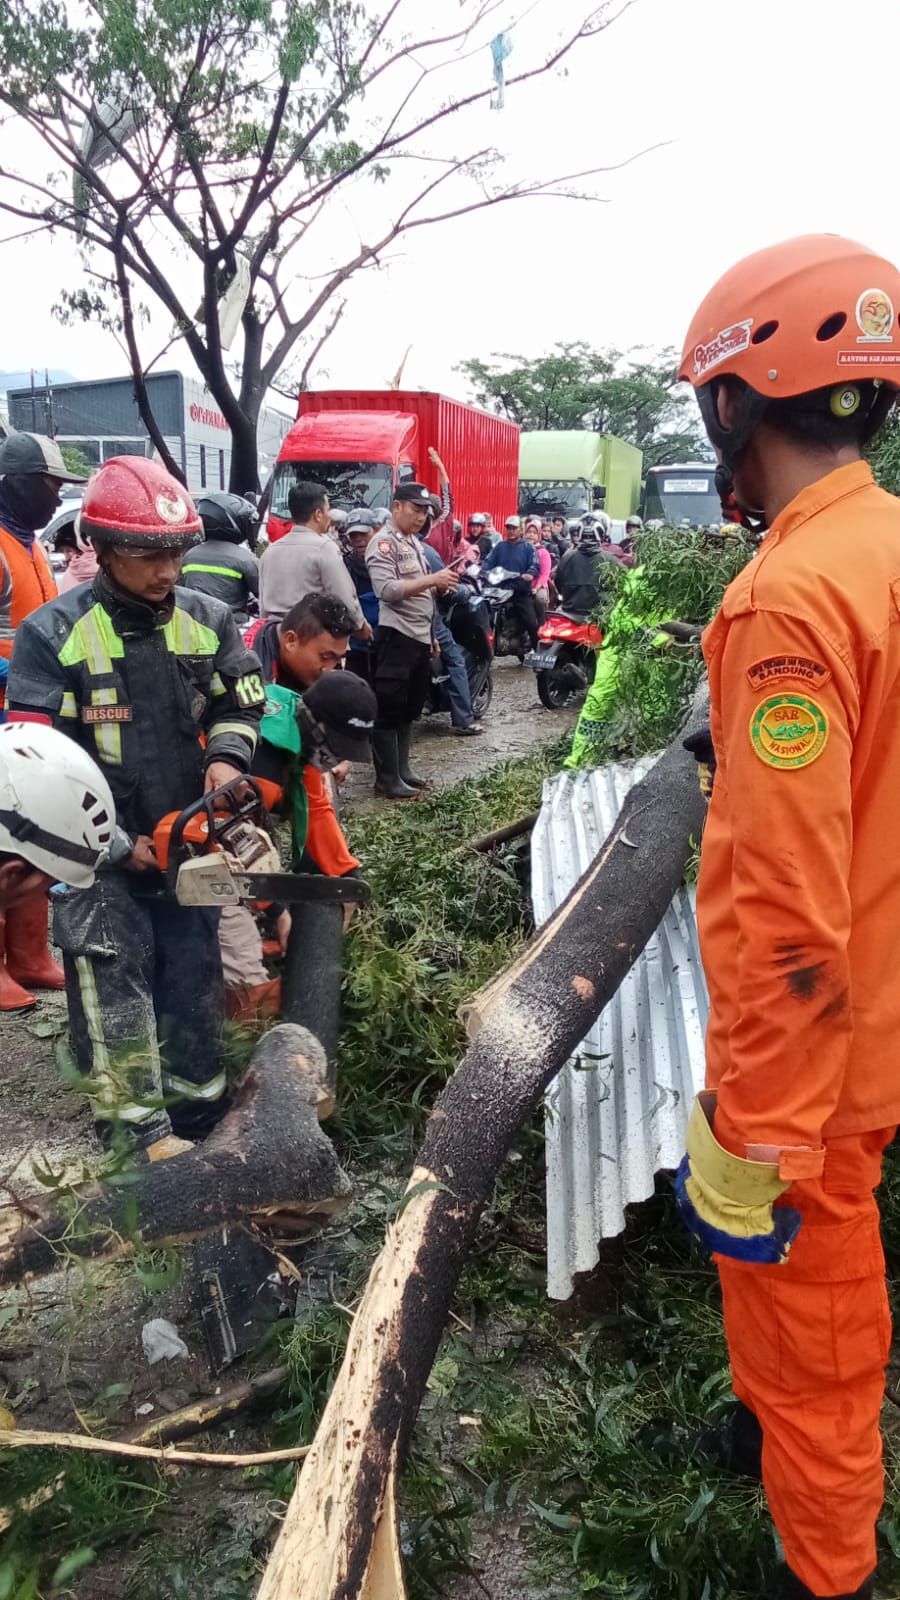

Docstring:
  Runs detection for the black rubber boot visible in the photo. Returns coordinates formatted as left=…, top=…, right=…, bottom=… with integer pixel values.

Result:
left=775, top=1567, right=875, bottom=1598
left=396, top=724, right=428, bottom=789
left=695, top=1399, right=763, bottom=1480
left=372, top=730, right=419, bottom=800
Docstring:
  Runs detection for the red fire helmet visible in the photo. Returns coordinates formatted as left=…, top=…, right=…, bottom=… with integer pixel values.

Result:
left=79, top=456, right=203, bottom=551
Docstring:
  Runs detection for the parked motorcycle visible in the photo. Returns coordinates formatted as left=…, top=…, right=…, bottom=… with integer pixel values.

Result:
left=427, top=569, right=495, bottom=721
left=482, top=567, right=532, bottom=663
left=528, top=611, right=603, bottom=710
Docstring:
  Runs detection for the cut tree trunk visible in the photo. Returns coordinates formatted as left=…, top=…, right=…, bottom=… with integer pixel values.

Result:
left=281, top=901, right=345, bottom=1103
left=0, top=1025, right=352, bottom=1283
left=257, top=692, right=709, bottom=1600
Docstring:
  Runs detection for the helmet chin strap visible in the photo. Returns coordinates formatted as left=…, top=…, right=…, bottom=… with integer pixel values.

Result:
left=714, top=464, right=768, bottom=534
left=698, top=380, right=770, bottom=532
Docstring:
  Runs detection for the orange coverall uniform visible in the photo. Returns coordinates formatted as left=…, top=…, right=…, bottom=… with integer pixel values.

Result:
left=698, top=460, right=900, bottom=1595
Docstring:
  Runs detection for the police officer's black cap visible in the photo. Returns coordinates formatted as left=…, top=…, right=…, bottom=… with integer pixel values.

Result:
left=393, top=482, right=432, bottom=508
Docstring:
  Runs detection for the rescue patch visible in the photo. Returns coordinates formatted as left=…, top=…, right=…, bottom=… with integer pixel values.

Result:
left=746, top=655, right=832, bottom=691
left=749, top=694, right=829, bottom=770
left=80, top=705, right=133, bottom=724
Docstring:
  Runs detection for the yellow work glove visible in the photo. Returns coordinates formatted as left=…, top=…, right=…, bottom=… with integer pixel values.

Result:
left=683, top=724, right=716, bottom=800
left=675, top=1093, right=801, bottom=1265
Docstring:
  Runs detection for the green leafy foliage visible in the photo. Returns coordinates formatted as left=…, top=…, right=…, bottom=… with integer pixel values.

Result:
left=588, top=527, right=754, bottom=761
left=58, top=445, right=92, bottom=478
left=335, top=741, right=567, bottom=1159
left=867, top=406, right=900, bottom=493
left=0, top=1451, right=169, bottom=1596
left=458, top=343, right=706, bottom=465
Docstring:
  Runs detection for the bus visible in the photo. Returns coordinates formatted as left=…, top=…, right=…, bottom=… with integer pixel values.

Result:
left=641, top=462, right=720, bottom=527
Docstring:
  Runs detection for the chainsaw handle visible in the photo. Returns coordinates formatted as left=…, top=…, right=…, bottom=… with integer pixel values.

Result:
left=166, top=777, right=266, bottom=886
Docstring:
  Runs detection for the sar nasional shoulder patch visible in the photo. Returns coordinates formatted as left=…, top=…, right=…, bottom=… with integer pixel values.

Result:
left=749, top=694, right=829, bottom=770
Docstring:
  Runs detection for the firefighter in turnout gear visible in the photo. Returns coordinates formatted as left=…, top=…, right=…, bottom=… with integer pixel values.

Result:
left=7, top=456, right=266, bottom=1160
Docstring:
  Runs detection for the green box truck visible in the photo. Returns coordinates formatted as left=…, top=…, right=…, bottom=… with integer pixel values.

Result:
left=518, top=430, right=642, bottom=521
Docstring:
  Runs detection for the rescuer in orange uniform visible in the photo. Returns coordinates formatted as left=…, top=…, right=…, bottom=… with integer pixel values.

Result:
left=675, top=236, right=900, bottom=1600
left=0, top=431, right=85, bottom=1009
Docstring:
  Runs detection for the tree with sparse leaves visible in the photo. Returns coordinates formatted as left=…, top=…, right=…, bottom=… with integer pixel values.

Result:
left=459, top=340, right=705, bottom=464
left=0, top=1, right=628, bottom=492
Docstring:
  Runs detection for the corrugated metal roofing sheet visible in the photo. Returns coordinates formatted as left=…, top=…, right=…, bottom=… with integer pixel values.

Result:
left=531, top=761, right=709, bottom=1301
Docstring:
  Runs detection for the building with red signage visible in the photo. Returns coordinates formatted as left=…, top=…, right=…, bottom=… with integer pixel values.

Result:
left=6, top=371, right=291, bottom=493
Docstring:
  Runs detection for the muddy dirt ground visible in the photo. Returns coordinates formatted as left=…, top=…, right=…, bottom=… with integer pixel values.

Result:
left=345, top=655, right=579, bottom=807
left=0, top=659, right=578, bottom=1597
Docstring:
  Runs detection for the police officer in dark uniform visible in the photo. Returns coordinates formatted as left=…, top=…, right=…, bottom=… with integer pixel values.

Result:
left=7, top=457, right=266, bottom=1161
left=365, top=483, right=458, bottom=799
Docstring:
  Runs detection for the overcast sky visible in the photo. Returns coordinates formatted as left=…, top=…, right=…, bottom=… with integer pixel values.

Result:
left=3, top=0, right=900, bottom=415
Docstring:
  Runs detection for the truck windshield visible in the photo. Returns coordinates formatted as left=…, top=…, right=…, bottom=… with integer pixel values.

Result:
left=271, top=460, right=393, bottom=515
left=642, top=470, right=719, bottom=528
left=518, top=479, right=590, bottom=518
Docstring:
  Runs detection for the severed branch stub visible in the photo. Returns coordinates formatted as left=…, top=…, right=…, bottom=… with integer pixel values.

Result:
left=258, top=688, right=710, bottom=1600
left=0, top=1025, right=352, bottom=1284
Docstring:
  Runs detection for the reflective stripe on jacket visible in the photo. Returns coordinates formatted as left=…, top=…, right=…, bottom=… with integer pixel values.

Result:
left=7, top=579, right=265, bottom=837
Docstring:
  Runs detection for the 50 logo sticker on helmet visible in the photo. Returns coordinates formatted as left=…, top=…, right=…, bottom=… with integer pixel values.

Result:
left=749, top=694, right=829, bottom=770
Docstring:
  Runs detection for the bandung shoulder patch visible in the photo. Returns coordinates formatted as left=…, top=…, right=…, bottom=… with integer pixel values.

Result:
left=749, top=694, right=829, bottom=770
left=747, top=655, right=832, bottom=691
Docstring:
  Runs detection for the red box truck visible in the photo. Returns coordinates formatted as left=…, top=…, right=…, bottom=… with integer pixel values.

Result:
left=265, top=389, right=519, bottom=541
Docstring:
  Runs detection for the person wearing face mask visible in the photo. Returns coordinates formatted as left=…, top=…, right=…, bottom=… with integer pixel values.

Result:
left=0, top=432, right=84, bottom=719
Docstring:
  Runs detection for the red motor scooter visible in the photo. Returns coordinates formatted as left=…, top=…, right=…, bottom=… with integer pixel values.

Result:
left=528, top=611, right=603, bottom=710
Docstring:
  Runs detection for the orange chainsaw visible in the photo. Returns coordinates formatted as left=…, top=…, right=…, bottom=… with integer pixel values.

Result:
left=153, top=778, right=369, bottom=909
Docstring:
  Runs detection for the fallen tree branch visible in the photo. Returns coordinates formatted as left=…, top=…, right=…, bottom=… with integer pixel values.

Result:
left=124, top=1364, right=289, bottom=1446
left=0, top=1026, right=351, bottom=1282
left=0, top=1425, right=309, bottom=1470
left=258, top=689, right=709, bottom=1599
left=463, top=810, right=539, bottom=855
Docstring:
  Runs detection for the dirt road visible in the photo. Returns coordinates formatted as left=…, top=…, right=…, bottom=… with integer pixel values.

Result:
left=344, top=655, right=579, bottom=808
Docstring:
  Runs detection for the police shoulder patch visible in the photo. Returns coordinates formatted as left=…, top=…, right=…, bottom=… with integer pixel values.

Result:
left=377, top=538, right=393, bottom=556
left=746, top=654, right=832, bottom=691
left=749, top=694, right=829, bottom=770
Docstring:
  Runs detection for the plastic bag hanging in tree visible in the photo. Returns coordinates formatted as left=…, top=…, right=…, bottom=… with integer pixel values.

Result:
left=490, top=32, right=512, bottom=109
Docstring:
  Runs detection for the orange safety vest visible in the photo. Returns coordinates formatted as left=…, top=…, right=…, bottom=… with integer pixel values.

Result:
left=0, top=523, right=57, bottom=707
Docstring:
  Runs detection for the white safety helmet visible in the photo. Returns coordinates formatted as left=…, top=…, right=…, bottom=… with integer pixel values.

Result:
left=0, top=722, right=116, bottom=887
left=595, top=511, right=612, bottom=538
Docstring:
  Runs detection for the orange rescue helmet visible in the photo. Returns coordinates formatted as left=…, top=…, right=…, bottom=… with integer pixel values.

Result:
left=679, top=234, right=900, bottom=398
left=679, top=236, right=900, bottom=520
left=80, top=456, right=203, bottom=551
